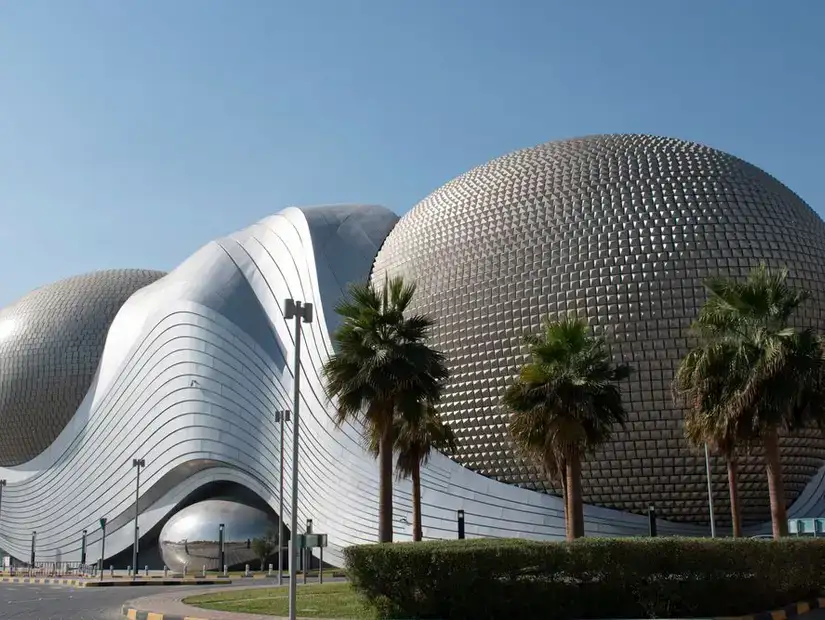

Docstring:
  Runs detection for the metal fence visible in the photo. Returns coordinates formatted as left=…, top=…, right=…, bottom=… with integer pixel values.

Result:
left=3, top=562, right=97, bottom=577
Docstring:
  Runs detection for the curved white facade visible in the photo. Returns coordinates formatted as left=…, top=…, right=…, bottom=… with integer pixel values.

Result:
left=0, top=203, right=820, bottom=567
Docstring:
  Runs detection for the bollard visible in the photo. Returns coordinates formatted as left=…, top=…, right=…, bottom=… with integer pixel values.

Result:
left=163, top=566, right=168, bottom=578
left=144, top=565, right=149, bottom=577
left=648, top=505, right=658, bottom=537
left=223, top=565, right=227, bottom=577
left=244, top=563, right=250, bottom=577
left=202, top=565, right=206, bottom=578
left=268, top=563, right=273, bottom=577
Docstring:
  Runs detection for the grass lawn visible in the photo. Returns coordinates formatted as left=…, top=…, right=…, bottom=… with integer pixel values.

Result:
left=184, top=582, right=375, bottom=619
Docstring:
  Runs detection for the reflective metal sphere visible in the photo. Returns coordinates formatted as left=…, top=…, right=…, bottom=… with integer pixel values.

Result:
left=372, top=133, right=825, bottom=525
left=0, top=269, right=165, bottom=465
left=159, top=499, right=279, bottom=573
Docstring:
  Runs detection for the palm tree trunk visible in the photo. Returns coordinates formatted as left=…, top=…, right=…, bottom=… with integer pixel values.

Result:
left=378, top=422, right=394, bottom=543
left=565, top=453, right=584, bottom=540
left=412, top=462, right=423, bottom=542
left=764, top=428, right=788, bottom=539
left=726, top=456, right=742, bottom=538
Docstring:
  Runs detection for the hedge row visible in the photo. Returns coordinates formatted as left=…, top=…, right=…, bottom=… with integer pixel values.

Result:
left=343, top=537, right=825, bottom=619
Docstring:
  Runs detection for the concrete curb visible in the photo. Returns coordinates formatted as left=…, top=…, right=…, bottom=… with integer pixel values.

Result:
left=122, top=607, right=211, bottom=620
left=719, top=596, right=825, bottom=620
left=0, top=576, right=233, bottom=588
left=0, top=576, right=88, bottom=587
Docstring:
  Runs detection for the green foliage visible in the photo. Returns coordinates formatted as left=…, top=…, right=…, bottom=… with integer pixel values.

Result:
left=344, top=537, right=825, bottom=619
left=674, top=264, right=825, bottom=447
left=251, top=529, right=278, bottom=570
left=322, top=275, right=449, bottom=435
left=503, top=314, right=631, bottom=482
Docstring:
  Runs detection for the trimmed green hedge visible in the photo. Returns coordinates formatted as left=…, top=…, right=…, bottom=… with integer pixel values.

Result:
left=344, top=537, right=825, bottom=619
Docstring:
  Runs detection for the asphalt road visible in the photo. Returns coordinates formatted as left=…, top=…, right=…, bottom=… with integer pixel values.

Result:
left=0, top=583, right=216, bottom=620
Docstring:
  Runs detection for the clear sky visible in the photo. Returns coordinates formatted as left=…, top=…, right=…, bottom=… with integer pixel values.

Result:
left=0, top=0, right=823, bottom=306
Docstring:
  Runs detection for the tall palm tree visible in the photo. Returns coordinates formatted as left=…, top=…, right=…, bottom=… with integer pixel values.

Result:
left=683, top=265, right=825, bottom=538
left=503, top=315, right=631, bottom=541
left=392, top=404, right=457, bottom=542
left=322, top=276, right=449, bottom=543
left=674, top=333, right=744, bottom=536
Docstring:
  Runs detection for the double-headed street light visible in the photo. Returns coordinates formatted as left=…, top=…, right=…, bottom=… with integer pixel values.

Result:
left=284, top=298, right=312, bottom=620
left=132, top=458, right=145, bottom=579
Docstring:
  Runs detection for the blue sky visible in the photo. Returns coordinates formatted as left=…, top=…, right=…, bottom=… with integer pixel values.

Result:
left=0, top=0, right=823, bottom=306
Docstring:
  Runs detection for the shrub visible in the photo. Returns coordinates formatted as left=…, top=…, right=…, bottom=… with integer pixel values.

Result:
left=343, top=537, right=825, bottom=619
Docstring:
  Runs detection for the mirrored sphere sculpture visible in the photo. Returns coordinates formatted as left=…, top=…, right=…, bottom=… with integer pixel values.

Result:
left=159, top=499, right=279, bottom=573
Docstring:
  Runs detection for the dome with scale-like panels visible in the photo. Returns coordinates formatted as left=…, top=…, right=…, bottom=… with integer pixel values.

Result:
left=0, top=269, right=165, bottom=465
left=371, top=134, right=825, bottom=525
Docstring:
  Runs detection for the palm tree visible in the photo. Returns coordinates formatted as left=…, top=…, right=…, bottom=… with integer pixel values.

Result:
left=674, top=331, right=744, bottom=536
left=389, top=403, right=457, bottom=542
left=322, top=276, right=449, bottom=543
left=503, top=315, right=631, bottom=541
left=682, top=265, right=825, bottom=538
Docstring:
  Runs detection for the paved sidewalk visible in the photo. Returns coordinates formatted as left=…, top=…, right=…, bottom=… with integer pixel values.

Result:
left=123, top=584, right=291, bottom=620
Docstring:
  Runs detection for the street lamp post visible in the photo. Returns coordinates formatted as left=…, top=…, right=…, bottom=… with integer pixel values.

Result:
left=276, top=408, right=291, bottom=586
left=80, top=529, right=87, bottom=567
left=99, top=518, right=107, bottom=582
left=284, top=298, right=312, bottom=620
left=132, top=458, right=145, bottom=580
left=219, top=523, right=225, bottom=573
left=0, top=479, right=5, bottom=567
left=0, top=479, right=6, bottom=535
left=703, top=443, right=717, bottom=537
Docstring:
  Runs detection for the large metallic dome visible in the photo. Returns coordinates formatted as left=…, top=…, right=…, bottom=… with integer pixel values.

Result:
left=372, top=134, right=825, bottom=524
left=0, top=269, right=165, bottom=465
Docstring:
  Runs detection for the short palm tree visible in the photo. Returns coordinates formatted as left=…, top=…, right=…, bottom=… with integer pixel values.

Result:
left=683, top=265, right=825, bottom=538
left=391, top=404, right=457, bottom=542
left=503, top=315, right=631, bottom=541
left=322, top=276, right=449, bottom=543
left=674, top=331, right=744, bottom=536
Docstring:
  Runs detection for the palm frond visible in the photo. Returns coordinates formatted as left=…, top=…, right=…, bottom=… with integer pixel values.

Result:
left=503, top=314, right=631, bottom=485
left=321, top=274, right=451, bottom=471
left=675, top=264, right=825, bottom=454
